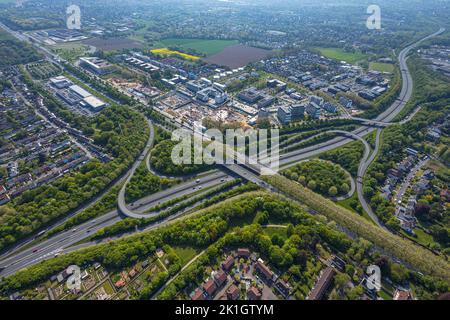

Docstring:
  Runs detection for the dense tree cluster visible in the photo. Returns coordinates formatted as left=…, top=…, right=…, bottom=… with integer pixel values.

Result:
left=319, top=140, right=365, bottom=176
left=150, top=140, right=211, bottom=176
left=283, top=160, right=351, bottom=197
left=0, top=37, right=41, bottom=68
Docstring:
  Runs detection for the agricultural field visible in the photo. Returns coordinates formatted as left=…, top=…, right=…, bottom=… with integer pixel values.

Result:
left=82, top=37, right=143, bottom=51
left=369, top=62, right=395, bottom=73
left=204, top=44, right=273, bottom=68
left=158, top=38, right=239, bottom=56
left=150, top=47, right=200, bottom=61
left=315, top=47, right=368, bottom=64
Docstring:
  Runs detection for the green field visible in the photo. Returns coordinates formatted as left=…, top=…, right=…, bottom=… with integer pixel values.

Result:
left=263, top=226, right=288, bottom=240
left=172, top=246, right=199, bottom=264
left=158, top=38, right=239, bottom=56
left=369, top=62, right=395, bottom=73
left=316, top=47, right=368, bottom=64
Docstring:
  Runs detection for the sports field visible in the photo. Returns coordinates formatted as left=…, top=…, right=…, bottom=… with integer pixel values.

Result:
left=159, top=38, right=238, bottom=56
left=316, top=47, right=368, bottom=64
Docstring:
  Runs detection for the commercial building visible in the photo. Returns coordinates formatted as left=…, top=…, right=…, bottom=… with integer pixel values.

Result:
left=49, top=76, right=72, bottom=89
left=237, top=88, right=263, bottom=104
left=290, top=104, right=305, bottom=119
left=69, top=85, right=91, bottom=99
left=277, top=105, right=292, bottom=124
left=80, top=96, right=107, bottom=112
left=306, top=102, right=321, bottom=119
left=267, top=79, right=287, bottom=91
left=257, top=96, right=275, bottom=109
left=323, top=102, right=337, bottom=113
left=310, top=95, right=324, bottom=107
left=79, top=57, right=113, bottom=75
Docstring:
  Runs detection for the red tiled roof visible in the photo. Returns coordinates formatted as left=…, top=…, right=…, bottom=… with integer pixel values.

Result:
left=255, top=261, right=273, bottom=280
left=214, top=270, right=228, bottom=286
left=308, top=267, right=335, bottom=300
left=222, top=256, right=234, bottom=270
left=192, top=288, right=205, bottom=300
left=247, top=286, right=261, bottom=300
left=227, top=285, right=240, bottom=300
left=203, top=279, right=217, bottom=296
left=237, top=248, right=250, bottom=257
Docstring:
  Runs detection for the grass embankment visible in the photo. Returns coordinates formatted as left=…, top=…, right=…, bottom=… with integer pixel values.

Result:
left=263, top=174, right=450, bottom=283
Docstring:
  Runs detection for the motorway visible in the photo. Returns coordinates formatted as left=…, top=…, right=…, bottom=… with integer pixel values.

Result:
left=0, top=24, right=444, bottom=279
left=0, top=169, right=232, bottom=277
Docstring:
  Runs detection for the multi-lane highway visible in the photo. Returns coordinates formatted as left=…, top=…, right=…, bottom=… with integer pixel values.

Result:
left=0, top=24, right=444, bottom=280
left=0, top=169, right=233, bottom=277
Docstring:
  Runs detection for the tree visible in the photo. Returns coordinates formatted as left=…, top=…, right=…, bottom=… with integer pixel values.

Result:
left=341, top=183, right=350, bottom=194
left=328, top=186, right=338, bottom=197
left=298, top=175, right=306, bottom=185
left=307, top=180, right=317, bottom=190
left=271, top=234, right=284, bottom=247
left=414, top=202, right=431, bottom=220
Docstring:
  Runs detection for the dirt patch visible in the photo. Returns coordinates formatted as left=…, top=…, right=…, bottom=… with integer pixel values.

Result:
left=82, top=38, right=143, bottom=51
left=204, top=44, right=273, bottom=68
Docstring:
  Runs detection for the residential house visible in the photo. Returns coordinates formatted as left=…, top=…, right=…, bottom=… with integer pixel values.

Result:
left=237, top=248, right=251, bottom=259
left=226, top=284, right=240, bottom=300
left=255, top=260, right=275, bottom=284
left=247, top=286, right=262, bottom=300
left=308, top=266, right=335, bottom=300
left=275, top=279, right=292, bottom=298
left=203, top=278, right=217, bottom=297
left=393, top=289, right=413, bottom=300
left=214, top=270, right=228, bottom=288
left=192, top=288, right=205, bottom=301
left=222, top=256, right=235, bottom=272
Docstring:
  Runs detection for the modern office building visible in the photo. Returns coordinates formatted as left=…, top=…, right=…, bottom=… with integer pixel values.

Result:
left=79, top=57, right=113, bottom=75
left=237, top=87, right=263, bottom=104
left=49, top=76, right=72, bottom=89
left=290, top=104, right=305, bottom=119
left=323, top=102, right=337, bottom=113
left=277, top=105, right=292, bottom=124
left=310, top=95, right=324, bottom=107
left=306, top=102, right=321, bottom=119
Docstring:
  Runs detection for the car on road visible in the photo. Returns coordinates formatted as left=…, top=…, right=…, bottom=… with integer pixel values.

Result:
left=196, top=179, right=200, bottom=183
left=32, top=249, right=39, bottom=253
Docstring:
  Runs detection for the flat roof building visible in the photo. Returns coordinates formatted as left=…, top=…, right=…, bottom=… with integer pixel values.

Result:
left=82, top=96, right=107, bottom=112
left=69, top=85, right=91, bottom=99
left=277, top=105, right=292, bottom=124
left=79, top=57, right=113, bottom=75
